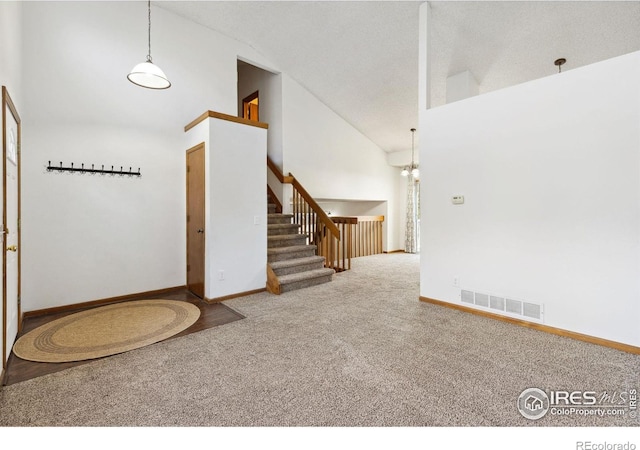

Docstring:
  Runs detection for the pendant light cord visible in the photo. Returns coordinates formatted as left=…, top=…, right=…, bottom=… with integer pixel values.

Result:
left=147, top=0, right=152, bottom=62
left=410, top=128, right=416, bottom=168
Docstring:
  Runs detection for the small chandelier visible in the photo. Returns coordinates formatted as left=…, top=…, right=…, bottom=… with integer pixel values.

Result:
left=401, top=128, right=419, bottom=178
left=127, top=0, right=171, bottom=89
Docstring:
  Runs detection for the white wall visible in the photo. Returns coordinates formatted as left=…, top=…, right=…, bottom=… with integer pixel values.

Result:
left=23, top=125, right=184, bottom=310
left=420, top=51, right=640, bottom=347
left=20, top=1, right=276, bottom=311
left=0, top=1, right=22, bottom=107
left=206, top=118, right=267, bottom=300
left=445, top=70, right=479, bottom=104
left=281, top=74, right=403, bottom=251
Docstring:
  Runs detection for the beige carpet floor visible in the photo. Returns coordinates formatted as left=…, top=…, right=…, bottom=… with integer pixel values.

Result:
left=0, top=253, right=638, bottom=427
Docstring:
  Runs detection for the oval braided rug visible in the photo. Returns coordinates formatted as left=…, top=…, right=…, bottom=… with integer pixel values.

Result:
left=13, top=299, right=201, bottom=363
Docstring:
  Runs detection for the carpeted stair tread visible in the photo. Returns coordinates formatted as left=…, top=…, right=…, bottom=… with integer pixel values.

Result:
left=269, top=256, right=325, bottom=270
left=268, top=214, right=294, bottom=224
left=268, top=223, right=300, bottom=235
left=268, top=234, right=307, bottom=248
left=268, top=245, right=318, bottom=263
left=278, top=268, right=335, bottom=285
left=269, top=256, right=326, bottom=276
left=268, top=244, right=317, bottom=255
left=278, top=267, right=334, bottom=293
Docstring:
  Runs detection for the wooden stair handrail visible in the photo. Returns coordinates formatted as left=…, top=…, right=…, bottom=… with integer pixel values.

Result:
left=290, top=175, right=340, bottom=239
left=330, top=216, right=385, bottom=224
left=266, top=156, right=338, bottom=238
left=267, top=157, right=293, bottom=184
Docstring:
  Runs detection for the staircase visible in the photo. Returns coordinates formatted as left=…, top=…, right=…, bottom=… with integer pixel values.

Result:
left=267, top=199, right=335, bottom=294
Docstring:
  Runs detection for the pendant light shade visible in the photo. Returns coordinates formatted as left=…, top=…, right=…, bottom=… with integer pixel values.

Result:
left=128, top=0, right=171, bottom=89
left=128, top=57, right=171, bottom=89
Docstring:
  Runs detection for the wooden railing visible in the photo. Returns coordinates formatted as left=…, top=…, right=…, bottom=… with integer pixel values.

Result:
left=267, top=157, right=349, bottom=272
left=291, top=177, right=345, bottom=272
left=331, top=216, right=384, bottom=263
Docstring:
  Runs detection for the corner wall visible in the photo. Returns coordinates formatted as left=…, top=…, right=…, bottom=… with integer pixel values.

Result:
left=419, top=51, right=640, bottom=347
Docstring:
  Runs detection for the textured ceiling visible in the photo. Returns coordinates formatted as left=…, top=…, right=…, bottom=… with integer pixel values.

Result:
left=159, top=1, right=640, bottom=154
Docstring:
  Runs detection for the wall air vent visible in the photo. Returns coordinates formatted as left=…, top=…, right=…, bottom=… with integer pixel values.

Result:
left=461, top=290, right=474, bottom=304
left=506, top=298, right=522, bottom=315
left=490, top=296, right=505, bottom=311
left=460, top=289, right=543, bottom=323
left=523, top=302, right=542, bottom=320
left=474, top=292, right=489, bottom=307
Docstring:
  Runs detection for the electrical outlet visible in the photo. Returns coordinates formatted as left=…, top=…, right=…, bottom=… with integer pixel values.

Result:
left=219, top=270, right=225, bottom=281
left=453, top=276, right=460, bottom=287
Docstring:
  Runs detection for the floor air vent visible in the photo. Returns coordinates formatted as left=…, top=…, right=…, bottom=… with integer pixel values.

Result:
left=460, top=289, right=543, bottom=323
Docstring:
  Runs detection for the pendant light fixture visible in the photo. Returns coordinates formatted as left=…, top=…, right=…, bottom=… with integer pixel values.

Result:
left=401, top=128, right=419, bottom=178
left=127, top=0, right=171, bottom=89
left=554, top=58, right=566, bottom=74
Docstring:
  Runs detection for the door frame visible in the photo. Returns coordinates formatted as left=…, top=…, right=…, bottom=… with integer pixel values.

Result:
left=186, top=142, right=206, bottom=298
left=242, top=90, right=259, bottom=122
left=2, top=86, right=21, bottom=369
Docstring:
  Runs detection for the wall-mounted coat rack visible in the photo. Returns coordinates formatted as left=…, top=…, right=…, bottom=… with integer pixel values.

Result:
left=46, top=161, right=142, bottom=177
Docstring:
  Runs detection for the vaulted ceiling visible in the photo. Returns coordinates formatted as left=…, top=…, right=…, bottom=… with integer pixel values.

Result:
left=159, top=1, right=640, bottom=153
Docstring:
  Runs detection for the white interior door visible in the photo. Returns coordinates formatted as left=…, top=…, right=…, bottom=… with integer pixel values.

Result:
left=3, top=87, right=20, bottom=367
left=5, top=123, right=18, bottom=363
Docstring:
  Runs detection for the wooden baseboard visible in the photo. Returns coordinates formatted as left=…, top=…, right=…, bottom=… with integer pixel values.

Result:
left=23, top=286, right=188, bottom=319
left=205, top=288, right=266, bottom=303
left=383, top=249, right=405, bottom=254
left=420, top=296, right=640, bottom=355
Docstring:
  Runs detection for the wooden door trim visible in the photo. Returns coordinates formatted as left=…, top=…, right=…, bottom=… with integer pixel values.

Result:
left=242, top=90, right=259, bottom=122
left=2, top=86, right=21, bottom=369
left=186, top=142, right=206, bottom=298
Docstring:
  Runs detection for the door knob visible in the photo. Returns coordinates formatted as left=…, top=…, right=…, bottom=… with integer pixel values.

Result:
left=6, top=245, right=17, bottom=252
left=197, top=229, right=204, bottom=234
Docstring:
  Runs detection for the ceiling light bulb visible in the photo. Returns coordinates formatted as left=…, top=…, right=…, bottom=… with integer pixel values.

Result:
left=411, top=167, right=420, bottom=178
left=401, top=168, right=409, bottom=177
